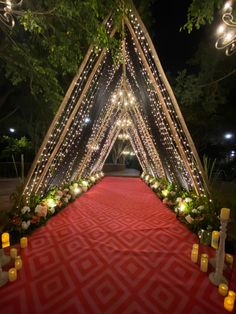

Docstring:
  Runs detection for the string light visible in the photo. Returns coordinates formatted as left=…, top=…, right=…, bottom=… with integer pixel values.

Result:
left=215, top=1, right=236, bottom=55
left=22, top=9, right=207, bottom=204
left=0, top=0, right=23, bottom=28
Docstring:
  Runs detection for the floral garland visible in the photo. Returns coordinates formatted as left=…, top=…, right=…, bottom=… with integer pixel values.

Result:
left=5, top=172, right=104, bottom=241
left=141, top=173, right=219, bottom=233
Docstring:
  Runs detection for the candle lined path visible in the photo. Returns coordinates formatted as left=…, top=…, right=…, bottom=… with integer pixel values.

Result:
left=0, top=177, right=235, bottom=313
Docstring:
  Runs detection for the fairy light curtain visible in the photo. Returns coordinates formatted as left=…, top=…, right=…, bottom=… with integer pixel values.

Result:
left=22, top=6, right=208, bottom=203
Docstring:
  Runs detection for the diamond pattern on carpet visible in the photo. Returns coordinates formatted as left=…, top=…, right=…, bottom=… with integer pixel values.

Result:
left=0, top=177, right=235, bottom=313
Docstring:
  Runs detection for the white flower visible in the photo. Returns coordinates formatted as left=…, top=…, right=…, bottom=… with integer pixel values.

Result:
left=191, top=208, right=198, bottom=214
left=21, top=206, right=31, bottom=214
left=170, top=191, right=176, bottom=196
left=63, top=197, right=69, bottom=203
left=55, top=195, right=61, bottom=200
left=185, top=197, right=192, bottom=203
left=197, top=205, right=204, bottom=210
left=56, top=190, right=63, bottom=196
left=48, top=207, right=55, bottom=214
left=176, top=197, right=182, bottom=203
left=63, top=188, right=69, bottom=193
left=67, top=194, right=71, bottom=200
left=73, top=183, right=78, bottom=188
left=22, top=220, right=31, bottom=230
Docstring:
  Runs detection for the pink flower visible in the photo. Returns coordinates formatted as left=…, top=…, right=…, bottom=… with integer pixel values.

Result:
left=35, top=204, right=48, bottom=218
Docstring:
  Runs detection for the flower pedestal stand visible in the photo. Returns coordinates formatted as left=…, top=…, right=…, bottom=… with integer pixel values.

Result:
left=209, top=218, right=228, bottom=286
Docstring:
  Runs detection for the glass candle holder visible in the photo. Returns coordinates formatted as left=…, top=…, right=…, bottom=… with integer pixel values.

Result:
left=224, top=296, right=234, bottom=312
left=20, top=237, right=28, bottom=249
left=228, top=290, right=236, bottom=302
left=8, top=268, right=17, bottom=282
left=191, top=248, right=198, bottom=263
left=200, top=253, right=208, bottom=272
left=10, top=248, right=18, bottom=259
left=211, top=231, right=220, bottom=249
left=219, top=283, right=229, bottom=296
left=1, top=232, right=10, bottom=248
left=14, top=256, right=22, bottom=270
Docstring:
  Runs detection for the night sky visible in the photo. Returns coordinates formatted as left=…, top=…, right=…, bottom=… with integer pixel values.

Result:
left=149, top=0, right=204, bottom=74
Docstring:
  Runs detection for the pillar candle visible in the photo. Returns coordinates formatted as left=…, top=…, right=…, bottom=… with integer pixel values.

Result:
left=200, top=253, right=208, bottom=272
left=224, top=296, right=234, bottom=312
left=228, top=291, right=236, bottom=302
left=211, top=231, right=220, bottom=249
left=219, top=283, right=229, bottom=296
left=14, top=256, right=22, bottom=270
left=10, top=248, right=18, bottom=259
left=8, top=268, right=17, bottom=282
left=192, top=243, right=199, bottom=250
left=225, top=254, right=234, bottom=265
left=191, top=248, right=198, bottom=263
left=1, top=232, right=10, bottom=248
left=220, top=208, right=230, bottom=220
left=20, top=237, right=28, bottom=249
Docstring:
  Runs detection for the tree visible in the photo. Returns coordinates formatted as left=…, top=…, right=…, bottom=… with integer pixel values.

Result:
left=182, top=0, right=225, bottom=33
left=173, top=33, right=236, bottom=154
left=0, top=0, right=154, bottom=154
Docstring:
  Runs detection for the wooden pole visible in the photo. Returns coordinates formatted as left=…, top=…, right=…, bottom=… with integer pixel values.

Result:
left=128, top=7, right=209, bottom=194
left=125, top=17, right=201, bottom=194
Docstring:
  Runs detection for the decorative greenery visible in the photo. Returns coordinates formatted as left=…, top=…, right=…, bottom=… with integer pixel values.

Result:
left=141, top=172, right=219, bottom=234
left=4, top=172, right=104, bottom=243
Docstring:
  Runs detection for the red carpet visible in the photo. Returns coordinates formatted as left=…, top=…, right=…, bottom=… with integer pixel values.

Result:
left=0, top=177, right=235, bottom=313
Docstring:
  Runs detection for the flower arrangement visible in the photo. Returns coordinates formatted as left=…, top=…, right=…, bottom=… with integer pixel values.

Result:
left=141, top=172, right=219, bottom=234
left=5, top=172, right=104, bottom=240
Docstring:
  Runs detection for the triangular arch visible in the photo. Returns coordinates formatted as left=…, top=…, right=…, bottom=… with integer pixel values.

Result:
left=22, top=6, right=208, bottom=203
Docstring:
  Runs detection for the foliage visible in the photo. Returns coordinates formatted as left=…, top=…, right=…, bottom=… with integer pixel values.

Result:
left=182, top=0, right=224, bottom=33
left=173, top=37, right=236, bottom=151
left=4, top=172, right=103, bottom=243
left=141, top=172, right=219, bottom=234
left=0, top=135, right=32, bottom=160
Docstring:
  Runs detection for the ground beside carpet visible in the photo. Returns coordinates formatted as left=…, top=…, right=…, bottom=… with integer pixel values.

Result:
left=0, top=177, right=235, bottom=313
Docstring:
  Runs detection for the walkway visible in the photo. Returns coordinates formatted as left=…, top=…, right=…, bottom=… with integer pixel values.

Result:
left=0, top=177, right=232, bottom=313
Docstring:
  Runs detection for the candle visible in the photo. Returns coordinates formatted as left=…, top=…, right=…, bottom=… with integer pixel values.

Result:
left=220, top=208, right=230, bottom=220
left=8, top=268, right=17, bottom=282
left=191, top=248, right=198, bottom=263
left=192, top=243, right=199, bottom=250
left=228, top=291, right=236, bottom=302
left=1, top=232, right=10, bottom=248
left=225, top=253, right=234, bottom=265
left=14, top=256, right=22, bottom=270
left=211, top=231, right=220, bottom=249
left=10, top=248, right=18, bottom=259
left=20, top=237, right=28, bottom=249
left=219, top=283, right=229, bottom=296
left=224, top=296, right=234, bottom=312
left=200, top=253, right=208, bottom=272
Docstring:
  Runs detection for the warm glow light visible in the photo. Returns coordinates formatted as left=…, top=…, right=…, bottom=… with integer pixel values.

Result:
left=47, top=198, right=57, bottom=208
left=223, top=1, right=232, bottom=11
left=224, top=32, right=234, bottom=42
left=217, top=24, right=226, bottom=35
left=73, top=187, right=82, bottom=195
left=179, top=202, right=187, bottom=212
left=162, top=189, right=169, bottom=197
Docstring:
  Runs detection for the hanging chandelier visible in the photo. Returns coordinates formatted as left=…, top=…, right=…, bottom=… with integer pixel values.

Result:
left=0, top=0, right=23, bottom=28
left=215, top=1, right=236, bottom=56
